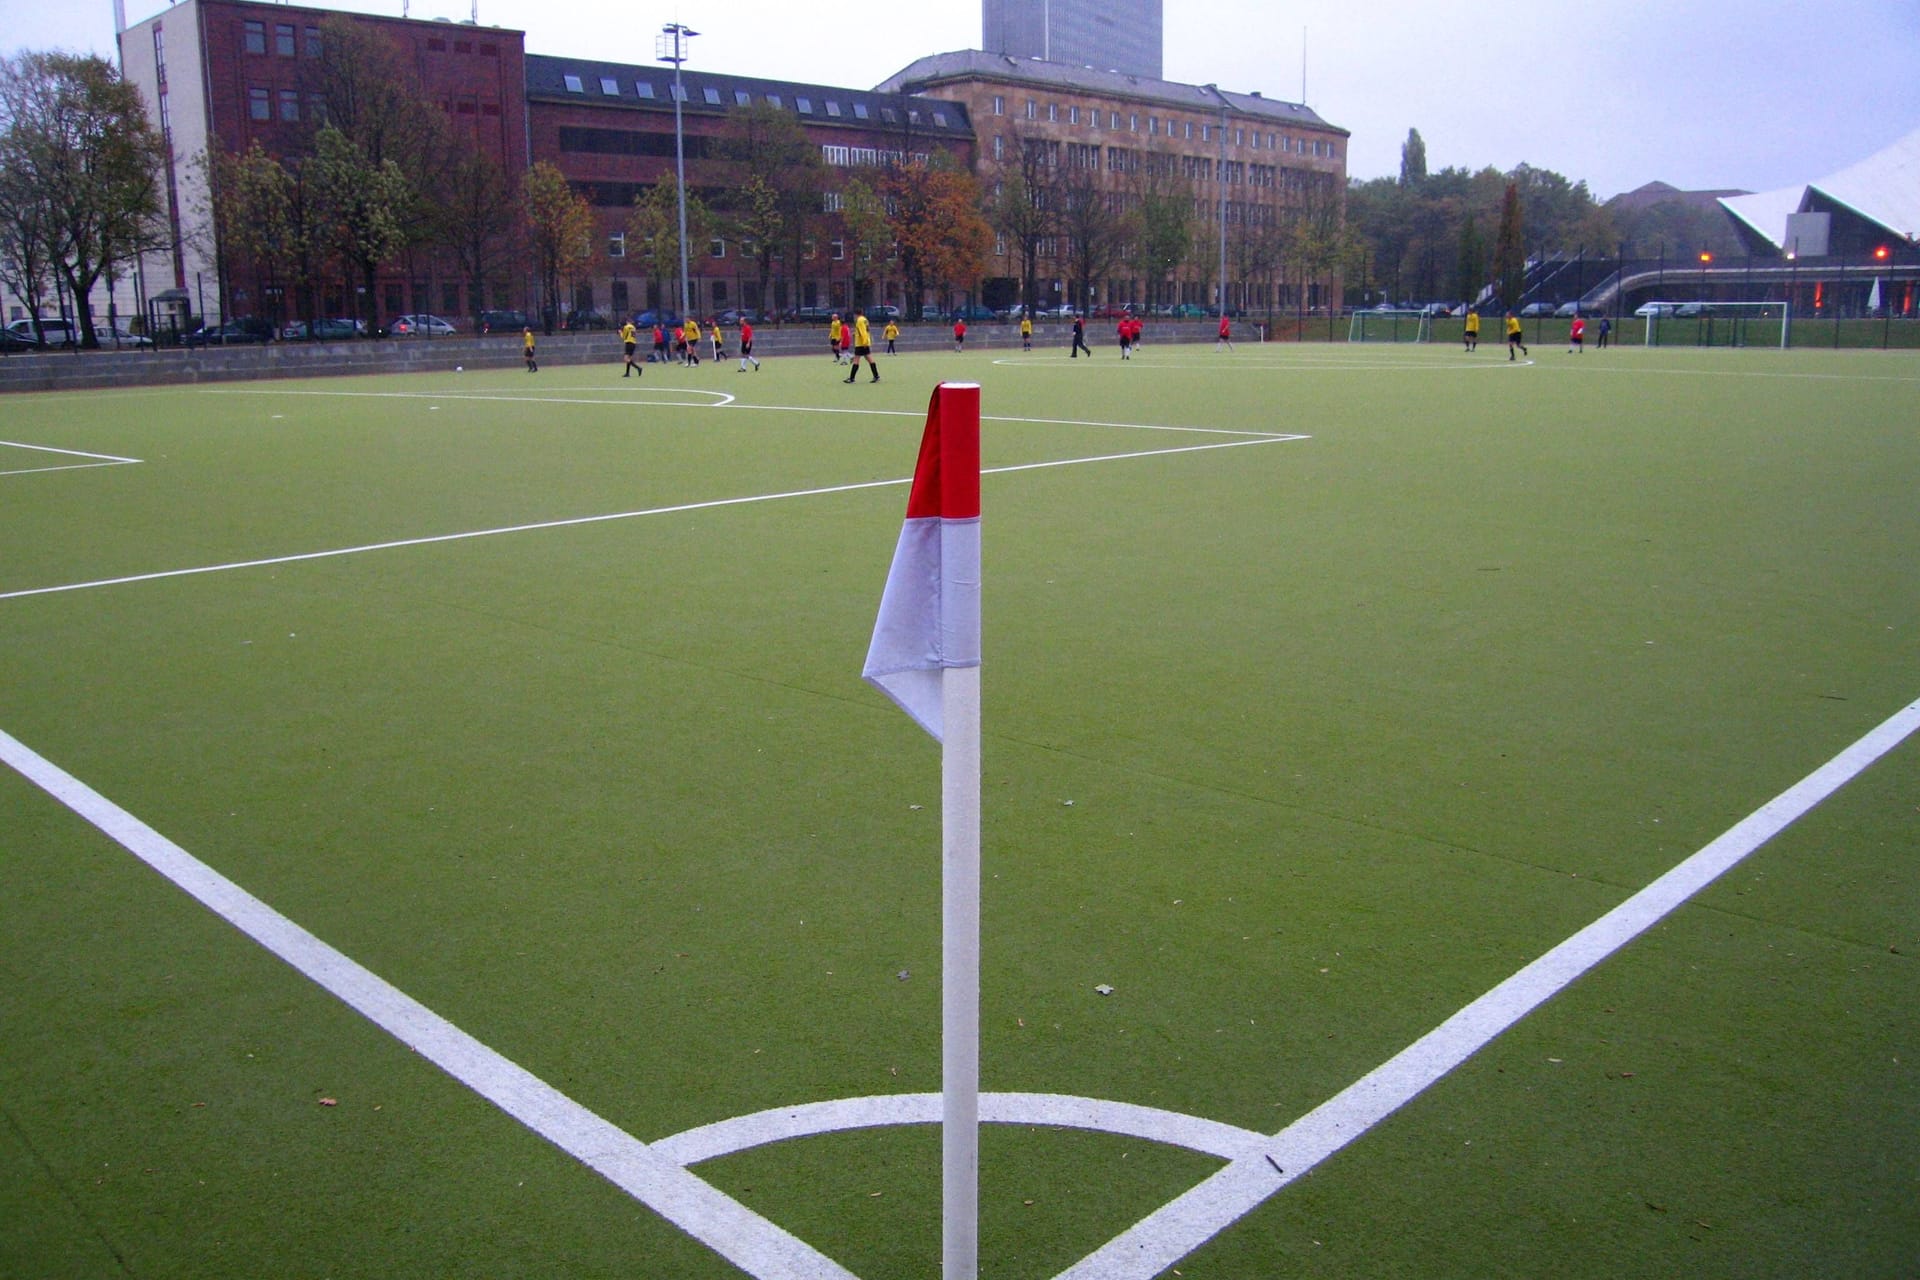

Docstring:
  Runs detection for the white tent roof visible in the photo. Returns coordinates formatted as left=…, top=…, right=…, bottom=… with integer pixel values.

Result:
left=1720, top=127, right=1920, bottom=249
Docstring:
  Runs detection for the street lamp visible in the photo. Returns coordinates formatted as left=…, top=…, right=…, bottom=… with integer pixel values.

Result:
left=657, top=23, right=698, bottom=323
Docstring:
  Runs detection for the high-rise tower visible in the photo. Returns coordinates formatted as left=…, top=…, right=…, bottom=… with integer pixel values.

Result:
left=982, top=0, right=1162, bottom=79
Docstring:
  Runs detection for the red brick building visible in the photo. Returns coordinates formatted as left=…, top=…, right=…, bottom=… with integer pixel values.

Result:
left=524, top=54, right=974, bottom=320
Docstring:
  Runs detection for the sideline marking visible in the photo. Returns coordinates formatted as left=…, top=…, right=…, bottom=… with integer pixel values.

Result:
left=209, top=386, right=741, bottom=409
left=0, top=436, right=1303, bottom=603
left=0, top=726, right=856, bottom=1280
left=0, top=439, right=144, bottom=478
left=1056, top=693, right=1920, bottom=1280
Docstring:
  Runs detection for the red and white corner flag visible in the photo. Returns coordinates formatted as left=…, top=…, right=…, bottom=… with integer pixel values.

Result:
left=863, top=381, right=983, bottom=1280
left=863, top=382, right=982, bottom=740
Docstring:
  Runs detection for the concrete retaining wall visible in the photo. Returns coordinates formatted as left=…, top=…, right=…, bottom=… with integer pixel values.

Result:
left=0, top=321, right=1226, bottom=394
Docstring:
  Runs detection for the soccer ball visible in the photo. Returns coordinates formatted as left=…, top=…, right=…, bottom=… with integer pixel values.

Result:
left=455, top=365, right=464, bottom=372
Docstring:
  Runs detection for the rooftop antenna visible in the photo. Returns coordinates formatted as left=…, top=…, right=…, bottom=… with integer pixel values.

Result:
left=1301, top=26, right=1307, bottom=104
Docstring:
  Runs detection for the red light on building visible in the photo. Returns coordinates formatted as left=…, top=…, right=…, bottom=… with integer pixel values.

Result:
left=1698, top=251, right=1713, bottom=264
left=1874, top=245, right=1890, bottom=260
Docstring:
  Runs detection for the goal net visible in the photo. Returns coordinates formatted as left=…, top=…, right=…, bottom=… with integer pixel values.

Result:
left=1642, top=301, right=1790, bottom=349
left=1347, top=310, right=1432, bottom=344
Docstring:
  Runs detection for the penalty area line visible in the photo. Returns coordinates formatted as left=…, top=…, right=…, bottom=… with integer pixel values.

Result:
left=0, top=725, right=856, bottom=1279
left=0, top=436, right=1302, bottom=603
left=1058, top=693, right=1920, bottom=1280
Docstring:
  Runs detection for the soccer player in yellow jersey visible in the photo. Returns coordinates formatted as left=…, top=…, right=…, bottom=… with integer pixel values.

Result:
left=1019, top=312, right=1033, bottom=351
left=1504, top=311, right=1528, bottom=361
left=682, top=316, right=701, bottom=365
left=843, top=308, right=880, bottom=383
left=620, top=319, right=641, bottom=376
left=1463, top=308, right=1480, bottom=352
left=882, top=318, right=899, bottom=354
left=828, top=314, right=844, bottom=362
left=522, top=327, right=538, bottom=372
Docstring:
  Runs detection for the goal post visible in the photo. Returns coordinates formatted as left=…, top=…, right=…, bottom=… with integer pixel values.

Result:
left=1347, top=309, right=1432, bottom=343
left=1641, top=301, right=1791, bottom=349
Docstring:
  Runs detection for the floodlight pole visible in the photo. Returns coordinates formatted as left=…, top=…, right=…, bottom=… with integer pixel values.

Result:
left=1209, top=85, right=1229, bottom=320
left=658, top=24, right=698, bottom=323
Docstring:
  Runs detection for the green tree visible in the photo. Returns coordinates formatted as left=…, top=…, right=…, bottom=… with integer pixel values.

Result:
left=713, top=102, right=824, bottom=314
left=1493, top=180, right=1525, bottom=310
left=625, top=168, right=713, bottom=317
left=988, top=132, right=1057, bottom=312
left=211, top=141, right=331, bottom=331
left=523, top=161, right=595, bottom=332
left=838, top=177, right=892, bottom=309
left=310, top=124, right=409, bottom=331
left=434, top=145, right=523, bottom=326
left=1399, top=128, right=1427, bottom=186
left=1131, top=157, right=1191, bottom=308
left=1454, top=213, right=1486, bottom=307
left=0, top=51, right=167, bottom=347
left=1057, top=165, right=1130, bottom=314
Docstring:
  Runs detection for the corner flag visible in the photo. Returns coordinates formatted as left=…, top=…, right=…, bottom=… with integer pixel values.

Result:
left=862, top=383, right=982, bottom=740
left=862, top=381, right=983, bottom=1280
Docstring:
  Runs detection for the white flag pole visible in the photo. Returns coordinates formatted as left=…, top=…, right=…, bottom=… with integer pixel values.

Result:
left=942, top=662, right=982, bottom=1280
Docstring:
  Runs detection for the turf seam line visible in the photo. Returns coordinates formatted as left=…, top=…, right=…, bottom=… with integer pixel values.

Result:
left=0, top=725, right=860, bottom=1280
left=1055, top=694, right=1920, bottom=1280
left=0, top=439, right=144, bottom=464
left=0, top=437, right=1304, bottom=603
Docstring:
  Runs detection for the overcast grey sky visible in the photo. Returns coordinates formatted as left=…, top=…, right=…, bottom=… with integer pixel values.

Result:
left=7, top=0, right=1917, bottom=199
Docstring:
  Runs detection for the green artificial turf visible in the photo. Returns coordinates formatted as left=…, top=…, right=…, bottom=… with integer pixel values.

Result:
left=2, top=340, right=1916, bottom=1277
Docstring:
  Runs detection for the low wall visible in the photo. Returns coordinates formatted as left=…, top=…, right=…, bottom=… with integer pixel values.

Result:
left=0, top=320, right=1232, bottom=394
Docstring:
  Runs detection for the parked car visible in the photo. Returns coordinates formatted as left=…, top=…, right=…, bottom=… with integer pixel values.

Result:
left=867, top=304, right=902, bottom=322
left=1421, top=302, right=1460, bottom=317
left=1168, top=303, right=1209, bottom=318
left=634, top=308, right=683, bottom=328
left=477, top=309, right=530, bottom=334
left=564, top=308, right=612, bottom=330
left=1518, top=302, right=1557, bottom=317
left=390, top=313, right=457, bottom=337
left=1554, top=301, right=1586, bottom=317
left=184, top=317, right=275, bottom=346
left=950, top=304, right=996, bottom=323
left=280, top=317, right=361, bottom=340
left=1674, top=302, right=1706, bottom=318
left=6, top=318, right=78, bottom=347
left=0, top=327, right=45, bottom=352
left=715, top=307, right=766, bottom=326
left=1634, top=302, right=1680, bottom=318
left=1037, top=305, right=1080, bottom=319
left=92, top=324, right=153, bottom=347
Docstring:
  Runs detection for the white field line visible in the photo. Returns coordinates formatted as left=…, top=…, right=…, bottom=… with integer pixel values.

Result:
left=0, top=439, right=144, bottom=477
left=1055, top=694, right=1920, bottom=1280
left=205, top=386, right=1296, bottom=439
left=0, top=727, right=857, bottom=1280
left=0, top=439, right=144, bottom=463
left=0, top=436, right=1303, bottom=603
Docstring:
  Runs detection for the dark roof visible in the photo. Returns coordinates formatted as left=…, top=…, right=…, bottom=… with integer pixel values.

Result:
left=1609, top=181, right=1751, bottom=212
left=525, top=54, right=972, bottom=136
left=875, top=50, right=1346, bottom=136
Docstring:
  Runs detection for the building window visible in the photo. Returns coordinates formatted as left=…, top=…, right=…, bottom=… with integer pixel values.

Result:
left=767, top=93, right=782, bottom=108
left=735, top=89, right=751, bottom=106
left=853, top=102, right=869, bottom=119
left=636, top=81, right=656, bottom=98
left=830, top=239, right=844, bottom=261
left=276, top=24, right=295, bottom=56
left=671, top=83, right=688, bottom=101
left=932, top=111, right=948, bottom=127
left=279, top=90, right=299, bottom=121
left=309, top=95, right=327, bottom=124
left=992, top=135, right=1003, bottom=161
left=243, top=21, right=266, bottom=54
left=563, top=74, right=584, bottom=93
left=796, top=96, right=812, bottom=112
left=305, top=27, right=322, bottom=57
left=1025, top=99, right=1036, bottom=120
left=704, top=87, right=722, bottom=105
left=710, top=239, right=726, bottom=259
left=825, top=100, right=841, bottom=117
left=1184, top=121, right=1193, bottom=139
left=248, top=87, right=270, bottom=120
left=608, top=232, right=625, bottom=259
left=992, top=95, right=1004, bottom=115
left=600, top=77, right=620, bottom=95
left=1129, top=113, right=1138, bottom=131
left=1048, top=103, right=1058, bottom=122
left=879, top=106, right=895, bottom=122
left=1069, top=106, right=1079, bottom=124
